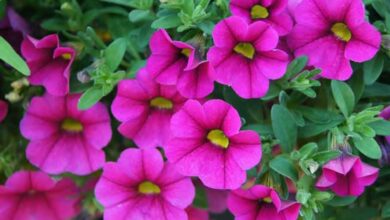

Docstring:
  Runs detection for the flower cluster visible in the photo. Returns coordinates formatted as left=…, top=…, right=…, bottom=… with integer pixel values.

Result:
left=0, top=0, right=386, bottom=219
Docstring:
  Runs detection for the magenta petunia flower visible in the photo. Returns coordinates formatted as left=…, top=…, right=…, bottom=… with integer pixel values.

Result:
left=379, top=106, right=390, bottom=144
left=0, top=170, right=80, bottom=220
left=0, top=100, right=8, bottom=123
left=287, top=0, right=381, bottom=80
left=230, top=0, right=293, bottom=36
left=186, top=207, right=209, bottom=220
left=205, top=186, right=229, bottom=214
left=95, top=148, right=195, bottom=220
left=0, top=7, right=30, bottom=52
left=111, top=69, right=189, bottom=149
left=21, top=34, right=75, bottom=96
left=20, top=93, right=112, bottom=175
left=207, top=16, right=289, bottom=99
left=228, top=185, right=301, bottom=220
left=316, top=155, right=379, bottom=196
left=146, top=29, right=199, bottom=85
left=176, top=61, right=215, bottom=99
left=165, top=99, right=262, bottom=189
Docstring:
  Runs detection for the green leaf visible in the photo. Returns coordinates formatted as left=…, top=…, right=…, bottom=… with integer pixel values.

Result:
left=271, top=104, right=297, bottom=152
left=326, top=196, right=357, bottom=207
left=296, top=106, right=343, bottom=124
left=382, top=201, right=390, bottom=218
left=193, top=186, right=208, bottom=209
left=348, top=69, right=365, bottom=103
left=104, top=38, right=127, bottom=72
left=101, top=0, right=138, bottom=8
left=0, top=36, right=30, bottom=75
left=78, top=86, right=105, bottom=110
left=298, top=118, right=344, bottom=138
left=312, top=150, right=341, bottom=165
left=243, top=124, right=274, bottom=136
left=270, top=156, right=298, bottom=181
left=0, top=0, right=6, bottom=19
left=363, top=52, right=384, bottom=85
left=353, top=137, right=382, bottom=159
left=285, top=56, right=308, bottom=79
left=296, top=190, right=311, bottom=204
left=368, top=119, right=390, bottom=135
left=364, top=82, right=390, bottom=98
left=331, top=80, right=355, bottom=118
left=151, top=14, right=182, bottom=29
left=41, top=18, right=69, bottom=31
left=128, top=9, right=152, bottom=22
left=298, top=143, right=318, bottom=159
left=197, top=21, right=214, bottom=34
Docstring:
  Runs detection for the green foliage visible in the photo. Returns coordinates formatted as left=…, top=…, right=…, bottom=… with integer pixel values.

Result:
left=0, top=37, right=30, bottom=76
left=271, top=104, right=297, bottom=153
left=269, top=155, right=298, bottom=181
left=331, top=80, right=355, bottom=118
left=2, top=0, right=390, bottom=219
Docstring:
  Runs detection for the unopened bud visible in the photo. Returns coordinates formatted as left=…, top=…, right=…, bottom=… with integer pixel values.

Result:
left=5, top=92, right=22, bottom=103
left=77, top=70, right=91, bottom=83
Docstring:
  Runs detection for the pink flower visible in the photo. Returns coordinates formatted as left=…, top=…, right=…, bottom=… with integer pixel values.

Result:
left=21, top=34, right=75, bottom=96
left=230, top=0, right=293, bottom=36
left=146, top=29, right=214, bottom=98
left=228, top=185, right=301, bottom=220
left=0, top=7, right=30, bottom=52
left=165, top=99, right=262, bottom=189
left=207, top=16, right=289, bottom=99
left=0, top=100, right=8, bottom=123
left=186, top=207, right=209, bottom=220
left=146, top=29, right=199, bottom=85
left=111, top=69, right=189, bottom=149
left=287, top=0, right=381, bottom=80
left=95, top=148, right=195, bottom=220
left=0, top=170, right=80, bottom=220
left=205, top=186, right=229, bottom=214
left=176, top=61, right=215, bottom=99
left=20, top=93, right=112, bottom=175
left=316, top=155, right=379, bottom=196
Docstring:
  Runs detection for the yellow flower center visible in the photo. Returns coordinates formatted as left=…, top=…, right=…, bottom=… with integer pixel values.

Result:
left=61, top=118, right=83, bottom=132
left=234, top=43, right=255, bottom=59
left=61, top=53, right=72, bottom=60
left=251, top=5, right=269, bottom=19
left=138, top=181, right=161, bottom=195
left=331, top=23, right=352, bottom=42
left=263, top=197, right=272, bottom=203
left=207, top=129, right=229, bottom=149
left=181, top=48, right=191, bottom=57
left=150, top=97, right=173, bottom=110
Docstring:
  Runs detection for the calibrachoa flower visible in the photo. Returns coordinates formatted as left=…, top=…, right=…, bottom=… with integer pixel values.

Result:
left=165, top=99, right=262, bottom=189
left=229, top=0, right=293, bottom=36
left=228, top=185, right=301, bottom=220
left=176, top=61, right=215, bottom=99
left=112, top=69, right=188, bottom=148
left=0, top=170, right=80, bottom=220
left=21, top=34, right=75, bottom=96
left=186, top=207, right=209, bottom=220
left=205, top=186, right=229, bottom=214
left=207, top=16, right=289, bottom=99
left=287, top=0, right=381, bottom=80
left=146, top=29, right=199, bottom=85
left=316, top=154, right=379, bottom=196
left=20, top=93, right=112, bottom=175
left=95, top=148, right=195, bottom=220
left=0, top=100, right=8, bottom=123
left=0, top=7, right=30, bottom=52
